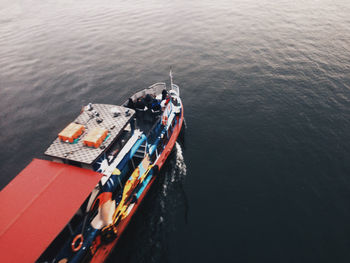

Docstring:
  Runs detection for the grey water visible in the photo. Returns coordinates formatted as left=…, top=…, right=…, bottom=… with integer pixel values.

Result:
left=1, top=0, right=350, bottom=262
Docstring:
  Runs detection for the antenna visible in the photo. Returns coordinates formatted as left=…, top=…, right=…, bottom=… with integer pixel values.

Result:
left=169, top=67, right=173, bottom=89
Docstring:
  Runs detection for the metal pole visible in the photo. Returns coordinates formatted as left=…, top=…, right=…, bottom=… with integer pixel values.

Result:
left=169, top=68, right=173, bottom=89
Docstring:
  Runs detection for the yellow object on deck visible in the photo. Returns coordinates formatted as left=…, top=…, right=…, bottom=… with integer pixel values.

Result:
left=112, top=168, right=121, bottom=175
left=58, top=123, right=85, bottom=143
left=83, top=127, right=108, bottom=148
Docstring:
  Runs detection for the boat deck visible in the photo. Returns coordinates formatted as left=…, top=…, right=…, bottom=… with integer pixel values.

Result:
left=45, top=104, right=135, bottom=165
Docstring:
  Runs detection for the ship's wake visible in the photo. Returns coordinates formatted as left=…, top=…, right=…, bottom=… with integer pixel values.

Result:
left=146, top=141, right=188, bottom=262
left=162, top=141, right=187, bottom=196
left=174, top=141, right=187, bottom=179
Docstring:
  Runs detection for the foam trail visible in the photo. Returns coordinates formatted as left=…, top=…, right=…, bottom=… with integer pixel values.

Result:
left=174, top=141, right=187, bottom=178
left=159, top=141, right=187, bottom=204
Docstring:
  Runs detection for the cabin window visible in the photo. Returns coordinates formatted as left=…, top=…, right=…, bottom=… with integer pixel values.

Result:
left=163, top=133, right=169, bottom=147
left=167, top=125, right=173, bottom=138
left=150, top=151, right=157, bottom=163
left=89, top=199, right=100, bottom=221
left=157, top=141, right=163, bottom=155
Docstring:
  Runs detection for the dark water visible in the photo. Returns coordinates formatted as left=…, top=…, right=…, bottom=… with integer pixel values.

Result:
left=1, top=0, right=350, bottom=262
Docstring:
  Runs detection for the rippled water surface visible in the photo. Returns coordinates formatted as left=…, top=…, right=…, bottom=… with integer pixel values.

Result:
left=1, top=0, right=350, bottom=262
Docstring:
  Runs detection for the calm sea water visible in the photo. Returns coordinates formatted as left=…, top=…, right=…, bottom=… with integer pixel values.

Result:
left=1, top=0, right=350, bottom=262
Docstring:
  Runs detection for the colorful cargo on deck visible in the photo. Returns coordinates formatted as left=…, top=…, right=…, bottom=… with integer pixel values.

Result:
left=83, top=127, right=108, bottom=148
left=58, top=123, right=85, bottom=143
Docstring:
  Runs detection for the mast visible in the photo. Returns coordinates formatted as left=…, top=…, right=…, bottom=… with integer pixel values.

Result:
left=169, top=67, right=173, bottom=89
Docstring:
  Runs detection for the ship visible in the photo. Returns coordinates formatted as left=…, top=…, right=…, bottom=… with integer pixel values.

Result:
left=0, top=72, right=184, bottom=263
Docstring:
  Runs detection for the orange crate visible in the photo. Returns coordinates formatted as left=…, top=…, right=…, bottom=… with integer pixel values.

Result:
left=58, top=123, right=85, bottom=143
left=83, top=127, right=108, bottom=148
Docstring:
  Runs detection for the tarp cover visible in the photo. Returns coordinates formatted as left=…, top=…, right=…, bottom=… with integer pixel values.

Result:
left=0, top=159, right=103, bottom=262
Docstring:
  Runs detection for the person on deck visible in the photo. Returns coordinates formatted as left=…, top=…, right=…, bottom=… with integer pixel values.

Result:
left=126, top=98, right=135, bottom=109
